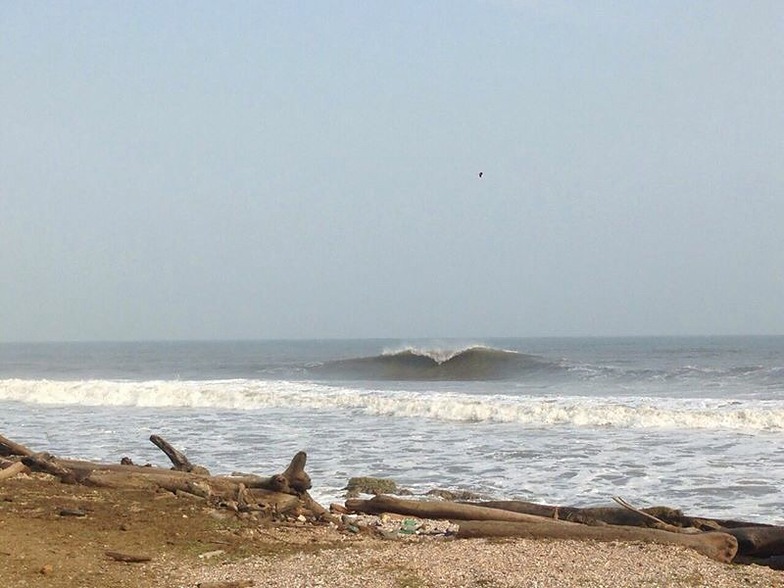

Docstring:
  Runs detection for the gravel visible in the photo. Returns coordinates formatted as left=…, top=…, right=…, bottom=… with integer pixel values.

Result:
left=170, top=528, right=784, bottom=588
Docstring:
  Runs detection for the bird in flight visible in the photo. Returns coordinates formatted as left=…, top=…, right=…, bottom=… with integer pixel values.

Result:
left=478, top=171, right=483, bottom=178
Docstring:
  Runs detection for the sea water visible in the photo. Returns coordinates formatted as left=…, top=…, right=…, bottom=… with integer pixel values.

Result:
left=1, top=337, right=783, bottom=523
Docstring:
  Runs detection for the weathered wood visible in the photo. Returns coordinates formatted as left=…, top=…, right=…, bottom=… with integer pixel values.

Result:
left=86, top=469, right=216, bottom=495
left=347, top=495, right=744, bottom=563
left=197, top=581, right=255, bottom=588
left=244, top=488, right=301, bottom=514
left=678, top=515, right=772, bottom=530
left=723, top=526, right=784, bottom=558
left=456, top=520, right=739, bottom=564
left=347, top=495, right=554, bottom=524
left=21, top=453, right=81, bottom=483
left=734, top=554, right=784, bottom=570
left=470, top=498, right=784, bottom=559
left=0, top=434, right=35, bottom=458
left=0, top=461, right=28, bottom=480
left=611, top=496, right=699, bottom=533
left=468, top=499, right=687, bottom=528
left=301, top=490, right=338, bottom=522
left=226, top=473, right=290, bottom=492
left=3, top=433, right=300, bottom=491
left=281, top=451, right=311, bottom=494
left=105, top=550, right=152, bottom=563
left=5, top=431, right=326, bottom=516
left=474, top=499, right=776, bottom=533
left=23, top=449, right=308, bottom=495
left=149, top=434, right=210, bottom=475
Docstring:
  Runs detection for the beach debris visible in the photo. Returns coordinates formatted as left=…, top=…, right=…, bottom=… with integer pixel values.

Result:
left=339, top=512, right=457, bottom=538
left=346, top=494, right=784, bottom=566
left=400, top=518, right=419, bottom=534
left=149, top=434, right=210, bottom=475
left=0, top=433, right=332, bottom=524
left=0, top=461, right=29, bottom=481
left=196, top=580, right=255, bottom=588
left=0, top=434, right=35, bottom=458
left=105, top=550, right=152, bottom=563
left=329, top=502, right=348, bottom=514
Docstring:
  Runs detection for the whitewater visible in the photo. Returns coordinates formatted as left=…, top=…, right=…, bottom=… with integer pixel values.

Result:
left=2, top=337, right=783, bottom=523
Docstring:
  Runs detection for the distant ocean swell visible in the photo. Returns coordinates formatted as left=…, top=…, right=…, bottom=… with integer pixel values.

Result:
left=308, top=346, right=557, bottom=380
left=308, top=346, right=784, bottom=385
left=3, top=378, right=783, bottom=432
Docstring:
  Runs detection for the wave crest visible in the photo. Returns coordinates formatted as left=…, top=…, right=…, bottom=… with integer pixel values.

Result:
left=310, top=345, right=555, bottom=380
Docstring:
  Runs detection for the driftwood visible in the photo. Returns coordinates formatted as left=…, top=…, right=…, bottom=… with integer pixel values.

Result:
left=105, top=550, right=152, bottom=563
left=21, top=453, right=82, bottom=483
left=463, top=497, right=784, bottom=562
left=0, top=434, right=35, bottom=458
left=2, top=433, right=325, bottom=520
left=348, top=494, right=556, bottom=524
left=471, top=498, right=775, bottom=531
left=0, top=461, right=28, bottom=480
left=723, top=526, right=784, bottom=558
left=149, top=434, right=210, bottom=475
left=348, top=495, right=784, bottom=564
left=197, top=581, right=255, bottom=588
left=467, top=498, right=688, bottom=528
left=456, top=520, right=738, bottom=564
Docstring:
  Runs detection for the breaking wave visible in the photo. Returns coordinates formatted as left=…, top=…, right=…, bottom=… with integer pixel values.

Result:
left=309, top=345, right=559, bottom=380
left=2, top=378, right=784, bottom=432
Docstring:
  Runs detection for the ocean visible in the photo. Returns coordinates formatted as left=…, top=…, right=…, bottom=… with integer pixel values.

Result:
left=1, top=337, right=783, bottom=524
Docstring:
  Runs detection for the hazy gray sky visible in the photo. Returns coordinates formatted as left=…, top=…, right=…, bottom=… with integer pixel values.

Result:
left=2, top=2, right=782, bottom=342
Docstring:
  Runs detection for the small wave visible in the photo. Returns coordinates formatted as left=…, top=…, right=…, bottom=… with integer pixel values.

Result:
left=566, top=361, right=784, bottom=388
left=309, top=346, right=556, bottom=381
left=2, top=378, right=784, bottom=432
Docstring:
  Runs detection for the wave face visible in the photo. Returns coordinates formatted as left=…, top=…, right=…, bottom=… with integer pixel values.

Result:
left=3, top=378, right=784, bottom=432
left=309, top=346, right=557, bottom=381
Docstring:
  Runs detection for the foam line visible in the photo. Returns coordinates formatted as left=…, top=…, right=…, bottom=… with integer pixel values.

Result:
left=2, top=378, right=783, bottom=432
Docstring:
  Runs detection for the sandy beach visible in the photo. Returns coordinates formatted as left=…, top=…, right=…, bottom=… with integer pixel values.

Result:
left=1, top=474, right=782, bottom=588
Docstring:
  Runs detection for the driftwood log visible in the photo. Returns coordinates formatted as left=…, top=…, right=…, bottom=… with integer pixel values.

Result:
left=105, top=550, right=152, bottom=563
left=347, top=494, right=557, bottom=524
left=149, top=434, right=210, bottom=475
left=0, top=434, right=36, bottom=458
left=455, top=519, right=737, bottom=564
left=468, top=498, right=688, bottom=528
left=345, top=495, right=784, bottom=565
left=0, top=432, right=326, bottom=519
left=470, top=498, right=774, bottom=531
left=465, top=497, right=784, bottom=565
left=197, top=581, right=255, bottom=588
left=0, top=461, right=29, bottom=480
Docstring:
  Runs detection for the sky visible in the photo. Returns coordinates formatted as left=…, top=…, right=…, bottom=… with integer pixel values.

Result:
left=1, top=2, right=783, bottom=342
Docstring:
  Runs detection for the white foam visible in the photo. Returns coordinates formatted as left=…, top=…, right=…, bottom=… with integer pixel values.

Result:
left=2, top=378, right=783, bottom=432
left=379, top=343, right=516, bottom=364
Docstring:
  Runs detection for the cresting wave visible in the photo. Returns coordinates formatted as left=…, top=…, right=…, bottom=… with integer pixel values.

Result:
left=309, top=345, right=558, bottom=380
left=3, top=378, right=784, bottom=432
